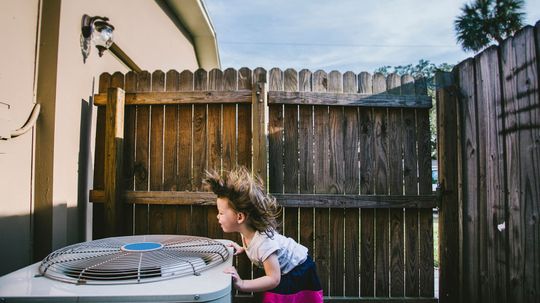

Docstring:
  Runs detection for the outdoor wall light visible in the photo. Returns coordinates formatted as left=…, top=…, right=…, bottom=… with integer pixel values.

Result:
left=80, top=14, right=115, bottom=63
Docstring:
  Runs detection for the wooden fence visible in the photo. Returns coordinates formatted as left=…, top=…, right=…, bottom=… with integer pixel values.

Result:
left=90, top=67, right=437, bottom=302
left=437, top=22, right=540, bottom=303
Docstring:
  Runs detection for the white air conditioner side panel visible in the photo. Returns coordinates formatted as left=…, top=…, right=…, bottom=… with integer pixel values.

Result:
left=0, top=240, right=233, bottom=303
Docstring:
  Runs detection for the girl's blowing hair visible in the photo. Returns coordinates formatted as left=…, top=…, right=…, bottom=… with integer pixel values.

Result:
left=203, top=167, right=281, bottom=237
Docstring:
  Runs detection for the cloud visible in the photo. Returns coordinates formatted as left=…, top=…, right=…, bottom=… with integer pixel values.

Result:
left=205, top=0, right=540, bottom=72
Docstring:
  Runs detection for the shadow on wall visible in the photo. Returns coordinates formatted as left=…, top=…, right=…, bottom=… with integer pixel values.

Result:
left=0, top=204, right=85, bottom=276
left=0, top=213, right=32, bottom=276
left=0, top=99, right=94, bottom=276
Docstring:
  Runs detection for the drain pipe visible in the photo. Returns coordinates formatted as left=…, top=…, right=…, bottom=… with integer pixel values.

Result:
left=2, top=103, right=41, bottom=139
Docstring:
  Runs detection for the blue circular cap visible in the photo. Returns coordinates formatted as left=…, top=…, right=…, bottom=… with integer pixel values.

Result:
left=121, top=242, right=163, bottom=252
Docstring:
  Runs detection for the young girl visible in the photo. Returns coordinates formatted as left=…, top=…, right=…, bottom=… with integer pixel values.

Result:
left=203, top=167, right=323, bottom=303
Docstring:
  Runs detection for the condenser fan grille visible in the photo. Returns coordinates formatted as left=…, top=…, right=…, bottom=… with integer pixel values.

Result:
left=38, top=235, right=229, bottom=285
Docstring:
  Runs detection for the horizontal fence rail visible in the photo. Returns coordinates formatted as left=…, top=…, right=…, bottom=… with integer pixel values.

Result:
left=91, top=67, right=436, bottom=302
left=90, top=190, right=437, bottom=208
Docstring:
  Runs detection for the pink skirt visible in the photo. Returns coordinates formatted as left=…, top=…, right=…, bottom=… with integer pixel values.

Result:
left=261, top=256, right=323, bottom=303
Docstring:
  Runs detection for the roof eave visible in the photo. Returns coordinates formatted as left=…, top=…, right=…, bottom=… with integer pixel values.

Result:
left=164, top=0, right=221, bottom=70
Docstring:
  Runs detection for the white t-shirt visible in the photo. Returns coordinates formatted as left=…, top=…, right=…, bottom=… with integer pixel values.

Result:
left=242, top=231, right=308, bottom=275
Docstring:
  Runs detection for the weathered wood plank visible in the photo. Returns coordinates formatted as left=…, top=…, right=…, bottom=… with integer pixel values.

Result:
left=373, top=73, right=389, bottom=297
left=475, top=46, right=507, bottom=302
left=328, top=71, right=345, bottom=296
left=236, top=67, right=253, bottom=293
left=191, top=69, right=208, bottom=237
left=418, top=109, right=434, bottom=297
left=134, top=71, right=151, bottom=235
left=501, top=26, right=540, bottom=301
left=104, top=72, right=129, bottom=236
left=90, top=190, right=436, bottom=208
left=313, top=70, right=330, bottom=294
left=207, top=69, right=224, bottom=240
left=457, top=58, right=479, bottom=301
left=104, top=87, right=125, bottom=236
left=92, top=73, right=110, bottom=239
left=283, top=68, right=299, bottom=241
left=417, top=75, right=434, bottom=297
left=283, top=69, right=299, bottom=195
left=123, top=73, right=136, bottom=193
left=402, top=73, right=420, bottom=297
left=387, top=73, right=405, bottom=297
left=237, top=67, right=252, bottom=170
left=162, top=70, right=179, bottom=234
left=122, top=72, right=136, bottom=235
left=436, top=71, right=460, bottom=303
left=360, top=207, right=375, bottom=297
left=222, top=68, right=238, bottom=173
left=176, top=70, right=193, bottom=235
left=149, top=70, right=165, bottom=234
left=514, top=26, right=540, bottom=302
left=268, top=68, right=284, bottom=194
left=359, top=71, right=375, bottom=297
left=252, top=67, right=268, bottom=183
left=94, top=91, right=252, bottom=105
left=298, top=69, right=315, bottom=255
left=268, top=91, right=432, bottom=108
left=343, top=71, right=360, bottom=297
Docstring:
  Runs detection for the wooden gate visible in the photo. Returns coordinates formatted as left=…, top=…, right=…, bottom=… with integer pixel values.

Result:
left=90, top=67, right=437, bottom=302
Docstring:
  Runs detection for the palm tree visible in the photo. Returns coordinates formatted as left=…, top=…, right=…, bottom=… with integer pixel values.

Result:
left=454, top=0, right=525, bottom=52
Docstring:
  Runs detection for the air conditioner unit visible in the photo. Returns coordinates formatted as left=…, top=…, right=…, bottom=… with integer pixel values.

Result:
left=0, top=235, right=233, bottom=302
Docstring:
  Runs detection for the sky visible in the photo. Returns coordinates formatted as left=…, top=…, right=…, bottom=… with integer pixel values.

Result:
left=204, top=0, right=540, bottom=73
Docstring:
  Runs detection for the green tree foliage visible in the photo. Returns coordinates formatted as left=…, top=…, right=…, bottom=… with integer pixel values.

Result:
left=374, top=60, right=454, bottom=159
left=454, top=0, right=525, bottom=52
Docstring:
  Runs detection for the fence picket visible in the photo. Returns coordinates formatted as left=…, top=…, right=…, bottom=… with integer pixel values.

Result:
left=358, top=71, right=375, bottom=297
left=328, top=71, right=345, bottom=296
left=283, top=68, right=299, bottom=242
left=176, top=70, right=193, bottom=235
left=123, top=72, right=136, bottom=235
left=92, top=73, right=110, bottom=239
left=236, top=67, right=253, bottom=293
left=207, top=69, right=223, bottom=240
left=268, top=68, right=284, bottom=194
left=134, top=71, right=151, bottom=235
left=457, top=58, right=478, bottom=301
left=162, top=70, right=179, bottom=234
left=313, top=70, right=330, bottom=294
left=387, top=73, right=405, bottom=297
left=475, top=46, right=507, bottom=301
left=149, top=70, right=165, bottom=234
left=373, top=72, right=390, bottom=297
left=343, top=71, right=360, bottom=296
left=298, top=69, right=315, bottom=257
left=192, top=69, right=208, bottom=237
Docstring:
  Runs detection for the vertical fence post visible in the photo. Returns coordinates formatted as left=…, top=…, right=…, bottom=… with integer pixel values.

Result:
left=104, top=87, right=125, bottom=236
left=252, top=80, right=268, bottom=186
left=436, top=71, right=461, bottom=303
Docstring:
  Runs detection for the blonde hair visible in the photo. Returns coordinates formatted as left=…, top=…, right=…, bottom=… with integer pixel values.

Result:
left=203, top=167, right=281, bottom=237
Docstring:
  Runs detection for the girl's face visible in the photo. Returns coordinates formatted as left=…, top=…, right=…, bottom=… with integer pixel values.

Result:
left=216, top=198, right=241, bottom=233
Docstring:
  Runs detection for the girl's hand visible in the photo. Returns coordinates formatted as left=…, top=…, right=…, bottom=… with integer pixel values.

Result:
left=228, top=242, right=245, bottom=255
left=223, top=266, right=244, bottom=291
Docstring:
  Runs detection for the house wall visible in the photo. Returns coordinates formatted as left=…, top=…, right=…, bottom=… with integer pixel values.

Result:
left=0, top=0, right=40, bottom=276
left=1, top=0, right=201, bottom=275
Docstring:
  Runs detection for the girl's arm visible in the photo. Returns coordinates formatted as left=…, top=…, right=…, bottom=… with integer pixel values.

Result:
left=225, top=253, right=281, bottom=292
left=228, top=241, right=245, bottom=255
